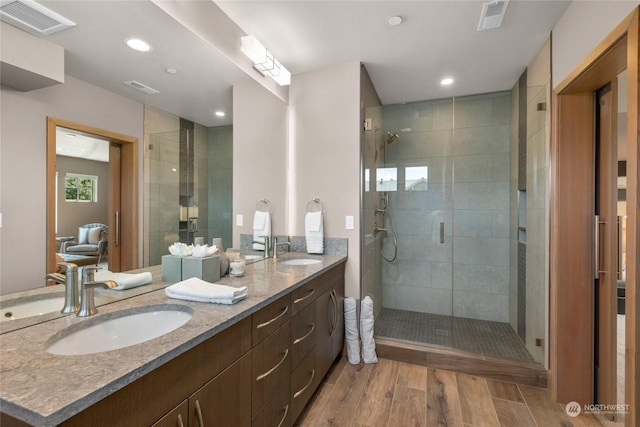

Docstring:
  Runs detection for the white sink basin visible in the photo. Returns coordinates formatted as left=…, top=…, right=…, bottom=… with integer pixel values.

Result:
left=280, top=258, right=322, bottom=266
left=1, top=295, right=65, bottom=322
left=46, top=305, right=193, bottom=355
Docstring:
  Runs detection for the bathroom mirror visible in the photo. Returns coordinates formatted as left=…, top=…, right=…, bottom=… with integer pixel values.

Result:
left=0, top=0, right=268, bottom=333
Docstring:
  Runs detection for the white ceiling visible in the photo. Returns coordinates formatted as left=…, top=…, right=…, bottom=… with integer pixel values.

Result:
left=56, top=127, right=110, bottom=162
left=216, top=0, right=572, bottom=104
left=19, top=1, right=571, bottom=127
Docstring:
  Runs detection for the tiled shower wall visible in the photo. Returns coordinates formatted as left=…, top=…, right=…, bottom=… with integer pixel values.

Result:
left=380, top=92, right=512, bottom=322
left=144, top=106, right=233, bottom=266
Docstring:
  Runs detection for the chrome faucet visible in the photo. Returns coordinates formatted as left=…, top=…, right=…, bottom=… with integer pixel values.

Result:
left=273, top=239, right=291, bottom=259
left=253, top=235, right=273, bottom=259
left=45, top=262, right=80, bottom=314
left=78, top=266, right=117, bottom=317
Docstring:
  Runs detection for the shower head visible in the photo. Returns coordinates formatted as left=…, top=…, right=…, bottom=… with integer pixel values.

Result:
left=385, top=131, right=400, bottom=146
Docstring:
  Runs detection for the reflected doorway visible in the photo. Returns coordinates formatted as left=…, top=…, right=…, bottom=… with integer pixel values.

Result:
left=46, top=117, right=139, bottom=275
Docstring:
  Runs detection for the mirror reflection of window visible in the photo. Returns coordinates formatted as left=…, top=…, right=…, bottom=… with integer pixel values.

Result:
left=365, top=168, right=370, bottom=192
left=405, top=166, right=428, bottom=191
left=65, top=173, right=98, bottom=202
left=376, top=167, right=397, bottom=191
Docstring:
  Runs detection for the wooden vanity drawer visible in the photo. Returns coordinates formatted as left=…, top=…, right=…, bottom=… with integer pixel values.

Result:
left=290, top=276, right=325, bottom=315
left=150, top=400, right=188, bottom=427
left=251, top=377, right=291, bottom=427
left=291, top=300, right=317, bottom=370
left=252, top=320, right=291, bottom=417
left=290, top=349, right=318, bottom=423
left=252, top=295, right=291, bottom=346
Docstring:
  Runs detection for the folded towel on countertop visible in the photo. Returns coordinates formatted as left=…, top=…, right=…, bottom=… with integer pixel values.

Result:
left=253, top=210, right=271, bottom=251
left=165, top=277, right=248, bottom=305
left=94, top=271, right=153, bottom=291
left=305, top=211, right=324, bottom=254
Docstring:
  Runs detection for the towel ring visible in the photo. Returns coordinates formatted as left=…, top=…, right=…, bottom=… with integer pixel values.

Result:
left=306, top=198, right=323, bottom=213
left=256, top=198, right=271, bottom=212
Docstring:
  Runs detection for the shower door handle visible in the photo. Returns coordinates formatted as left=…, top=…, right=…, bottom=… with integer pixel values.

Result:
left=440, top=221, right=445, bottom=244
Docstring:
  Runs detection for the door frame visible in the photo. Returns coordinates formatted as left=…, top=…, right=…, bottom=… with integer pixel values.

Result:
left=46, top=117, right=139, bottom=273
left=550, top=7, right=638, bottom=427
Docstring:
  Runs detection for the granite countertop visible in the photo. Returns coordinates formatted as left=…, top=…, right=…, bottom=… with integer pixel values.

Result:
left=0, top=253, right=346, bottom=426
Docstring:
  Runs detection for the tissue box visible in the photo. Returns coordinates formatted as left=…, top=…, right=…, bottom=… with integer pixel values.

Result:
left=162, top=255, right=182, bottom=282
left=182, top=255, right=221, bottom=283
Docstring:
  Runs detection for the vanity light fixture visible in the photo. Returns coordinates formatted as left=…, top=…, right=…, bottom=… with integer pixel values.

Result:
left=125, top=38, right=152, bottom=52
left=240, top=35, right=291, bottom=86
left=440, top=77, right=454, bottom=86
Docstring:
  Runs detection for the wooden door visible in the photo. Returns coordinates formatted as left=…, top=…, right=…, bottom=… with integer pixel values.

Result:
left=595, top=84, right=619, bottom=416
left=109, top=143, right=122, bottom=272
left=189, top=354, right=251, bottom=427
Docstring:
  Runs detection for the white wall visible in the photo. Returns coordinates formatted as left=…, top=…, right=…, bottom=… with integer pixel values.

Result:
left=0, top=76, right=143, bottom=295
left=552, top=0, right=639, bottom=89
left=289, top=62, right=362, bottom=298
left=232, top=79, right=289, bottom=247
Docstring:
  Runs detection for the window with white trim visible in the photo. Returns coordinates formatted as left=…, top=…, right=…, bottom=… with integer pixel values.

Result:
left=65, top=173, right=98, bottom=202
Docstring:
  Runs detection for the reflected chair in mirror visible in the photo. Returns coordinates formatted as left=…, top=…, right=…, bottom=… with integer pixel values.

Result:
left=61, top=223, right=109, bottom=264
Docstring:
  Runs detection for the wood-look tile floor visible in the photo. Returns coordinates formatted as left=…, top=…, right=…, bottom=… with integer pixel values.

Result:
left=295, top=357, right=609, bottom=427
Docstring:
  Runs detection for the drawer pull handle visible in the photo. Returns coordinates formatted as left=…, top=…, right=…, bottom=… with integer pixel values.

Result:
left=195, top=399, right=204, bottom=427
left=256, top=305, right=289, bottom=329
left=293, top=288, right=315, bottom=304
left=328, top=290, right=336, bottom=336
left=256, top=348, right=289, bottom=381
left=293, top=323, right=315, bottom=344
left=293, top=369, right=316, bottom=398
left=177, top=413, right=185, bottom=427
left=277, top=404, right=289, bottom=427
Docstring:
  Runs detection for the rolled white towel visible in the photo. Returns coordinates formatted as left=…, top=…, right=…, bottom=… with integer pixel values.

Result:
left=165, top=277, right=248, bottom=305
left=94, top=271, right=152, bottom=291
left=360, top=296, right=378, bottom=364
left=344, top=297, right=360, bottom=365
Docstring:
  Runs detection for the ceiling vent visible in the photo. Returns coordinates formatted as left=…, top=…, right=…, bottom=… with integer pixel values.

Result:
left=477, top=0, right=509, bottom=31
left=123, top=80, right=160, bottom=95
left=0, top=0, right=75, bottom=35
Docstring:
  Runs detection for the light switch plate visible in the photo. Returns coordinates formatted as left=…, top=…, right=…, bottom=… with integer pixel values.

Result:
left=345, top=215, right=354, bottom=230
left=236, top=214, right=243, bottom=227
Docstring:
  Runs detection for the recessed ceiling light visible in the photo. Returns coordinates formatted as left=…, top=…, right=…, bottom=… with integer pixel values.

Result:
left=165, top=67, right=179, bottom=75
left=215, top=111, right=225, bottom=117
left=125, top=38, right=152, bottom=52
left=388, top=16, right=403, bottom=26
left=441, top=77, right=454, bottom=86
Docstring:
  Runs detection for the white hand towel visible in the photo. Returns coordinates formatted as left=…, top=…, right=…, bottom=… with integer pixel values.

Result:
left=165, top=277, right=248, bottom=305
left=344, top=297, right=360, bottom=365
left=360, top=296, right=378, bottom=364
left=94, top=271, right=153, bottom=291
left=253, top=210, right=271, bottom=251
left=305, top=211, right=324, bottom=254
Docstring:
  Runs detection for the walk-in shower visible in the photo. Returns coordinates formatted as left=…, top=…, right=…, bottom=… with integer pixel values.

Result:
left=362, top=91, right=546, bottom=366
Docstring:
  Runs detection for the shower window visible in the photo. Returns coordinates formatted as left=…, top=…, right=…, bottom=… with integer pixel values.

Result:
left=365, top=168, right=370, bottom=192
left=376, top=167, right=397, bottom=191
left=405, top=166, right=429, bottom=191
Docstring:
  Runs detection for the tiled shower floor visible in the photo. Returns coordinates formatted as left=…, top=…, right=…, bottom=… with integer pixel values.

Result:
left=375, top=308, right=535, bottom=363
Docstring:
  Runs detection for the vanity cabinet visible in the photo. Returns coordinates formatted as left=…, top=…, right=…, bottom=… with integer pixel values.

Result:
left=3, top=261, right=345, bottom=427
left=59, top=317, right=252, bottom=427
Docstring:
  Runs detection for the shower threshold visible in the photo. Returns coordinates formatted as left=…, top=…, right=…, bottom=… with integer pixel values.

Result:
left=374, top=308, right=546, bottom=387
